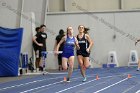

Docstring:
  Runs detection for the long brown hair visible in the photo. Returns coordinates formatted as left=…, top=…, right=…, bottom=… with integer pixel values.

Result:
left=78, top=25, right=90, bottom=34
left=84, top=27, right=90, bottom=34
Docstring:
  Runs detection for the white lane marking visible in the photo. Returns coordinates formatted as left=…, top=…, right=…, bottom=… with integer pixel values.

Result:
left=0, top=76, right=63, bottom=91
left=122, top=85, right=136, bottom=93
left=93, top=78, right=128, bottom=93
left=122, top=78, right=140, bottom=93
left=0, top=72, right=96, bottom=91
left=75, top=76, right=116, bottom=93
left=0, top=72, right=86, bottom=91
left=136, top=90, right=140, bottom=93
left=20, top=80, right=64, bottom=93
left=19, top=75, right=95, bottom=93
left=24, top=72, right=67, bottom=75
left=55, top=75, right=116, bottom=93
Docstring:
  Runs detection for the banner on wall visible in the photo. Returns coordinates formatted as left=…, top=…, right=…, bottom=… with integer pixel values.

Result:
left=0, top=26, right=23, bottom=76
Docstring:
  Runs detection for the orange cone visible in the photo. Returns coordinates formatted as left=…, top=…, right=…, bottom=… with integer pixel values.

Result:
left=127, top=74, right=131, bottom=78
left=96, top=74, right=99, bottom=80
left=64, top=77, right=67, bottom=81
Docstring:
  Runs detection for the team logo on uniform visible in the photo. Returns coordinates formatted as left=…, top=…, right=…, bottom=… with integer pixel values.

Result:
left=78, top=40, right=86, bottom=43
left=67, top=41, right=74, bottom=45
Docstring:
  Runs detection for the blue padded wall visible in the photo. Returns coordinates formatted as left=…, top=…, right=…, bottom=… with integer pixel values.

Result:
left=0, top=27, right=23, bottom=76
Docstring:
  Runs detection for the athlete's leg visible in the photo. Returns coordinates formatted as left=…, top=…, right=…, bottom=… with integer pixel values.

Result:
left=62, top=57, right=68, bottom=71
left=77, top=55, right=86, bottom=79
left=83, top=57, right=90, bottom=68
left=67, top=56, right=74, bottom=81
left=137, top=59, right=140, bottom=71
left=80, top=54, right=90, bottom=82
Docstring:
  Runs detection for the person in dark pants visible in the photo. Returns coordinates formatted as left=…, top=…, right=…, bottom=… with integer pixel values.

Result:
left=54, top=29, right=65, bottom=71
left=33, top=25, right=47, bottom=71
left=33, top=27, right=41, bottom=71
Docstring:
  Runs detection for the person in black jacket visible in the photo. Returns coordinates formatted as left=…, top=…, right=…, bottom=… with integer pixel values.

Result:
left=33, top=25, right=47, bottom=71
left=33, top=27, right=41, bottom=71
left=54, top=29, right=65, bottom=71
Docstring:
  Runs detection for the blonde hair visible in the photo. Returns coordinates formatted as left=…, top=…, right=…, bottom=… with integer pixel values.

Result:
left=66, top=26, right=72, bottom=35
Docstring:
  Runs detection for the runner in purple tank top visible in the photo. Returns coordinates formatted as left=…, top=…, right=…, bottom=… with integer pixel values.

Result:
left=55, top=26, right=80, bottom=82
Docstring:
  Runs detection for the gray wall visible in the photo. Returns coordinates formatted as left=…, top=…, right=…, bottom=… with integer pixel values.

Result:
left=0, top=0, right=21, bottom=27
left=48, top=0, right=140, bottom=12
left=0, top=0, right=46, bottom=27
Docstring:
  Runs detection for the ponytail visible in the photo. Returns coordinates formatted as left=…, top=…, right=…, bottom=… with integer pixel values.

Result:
left=84, top=27, right=90, bottom=34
